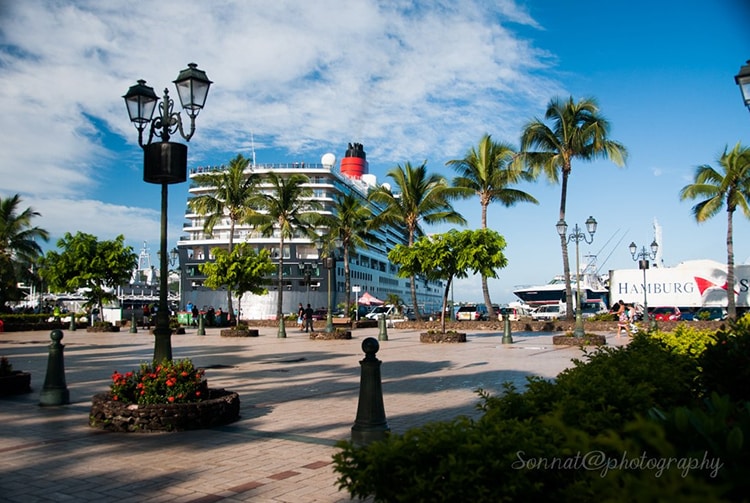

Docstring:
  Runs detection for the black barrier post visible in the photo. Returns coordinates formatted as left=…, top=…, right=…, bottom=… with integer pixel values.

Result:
left=39, top=329, right=70, bottom=406
left=351, top=337, right=389, bottom=445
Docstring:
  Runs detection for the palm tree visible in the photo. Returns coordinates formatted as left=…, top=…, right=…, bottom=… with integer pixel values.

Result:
left=248, top=172, right=321, bottom=337
left=319, top=193, right=376, bottom=318
left=679, top=142, right=750, bottom=320
left=520, top=96, right=628, bottom=319
left=188, top=154, right=259, bottom=325
left=447, top=133, right=538, bottom=314
left=0, top=194, right=49, bottom=309
left=369, top=161, right=467, bottom=320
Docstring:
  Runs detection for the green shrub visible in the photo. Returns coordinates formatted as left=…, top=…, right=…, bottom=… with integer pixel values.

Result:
left=333, top=336, right=705, bottom=501
left=109, top=358, right=205, bottom=405
left=699, top=316, right=750, bottom=402
left=648, top=324, right=718, bottom=359
left=482, top=335, right=699, bottom=434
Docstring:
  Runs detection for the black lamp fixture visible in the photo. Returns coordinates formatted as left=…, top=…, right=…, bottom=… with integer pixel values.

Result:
left=629, top=240, right=659, bottom=331
left=123, top=63, right=211, bottom=363
left=557, top=216, right=597, bottom=337
left=735, top=60, right=750, bottom=112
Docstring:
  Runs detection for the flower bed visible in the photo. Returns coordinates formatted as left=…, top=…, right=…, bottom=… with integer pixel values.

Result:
left=89, top=388, right=240, bottom=432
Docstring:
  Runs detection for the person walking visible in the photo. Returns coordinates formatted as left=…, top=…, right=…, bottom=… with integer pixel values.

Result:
left=304, top=303, right=314, bottom=333
left=297, top=303, right=305, bottom=331
left=615, top=300, right=631, bottom=338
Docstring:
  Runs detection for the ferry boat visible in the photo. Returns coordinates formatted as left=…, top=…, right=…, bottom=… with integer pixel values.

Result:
left=513, top=255, right=609, bottom=307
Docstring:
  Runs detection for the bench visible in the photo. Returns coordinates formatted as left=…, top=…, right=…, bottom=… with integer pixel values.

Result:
left=332, top=317, right=352, bottom=327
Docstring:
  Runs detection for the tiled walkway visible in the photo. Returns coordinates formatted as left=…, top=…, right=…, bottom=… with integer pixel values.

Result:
left=0, top=325, right=625, bottom=502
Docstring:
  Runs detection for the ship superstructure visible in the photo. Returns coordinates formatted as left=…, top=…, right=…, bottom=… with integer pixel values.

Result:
left=176, top=143, right=445, bottom=319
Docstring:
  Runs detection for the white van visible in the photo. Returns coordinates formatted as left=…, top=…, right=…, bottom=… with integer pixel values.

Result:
left=531, top=304, right=565, bottom=321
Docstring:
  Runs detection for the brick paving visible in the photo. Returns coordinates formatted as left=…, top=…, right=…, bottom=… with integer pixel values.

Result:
left=0, top=324, right=626, bottom=502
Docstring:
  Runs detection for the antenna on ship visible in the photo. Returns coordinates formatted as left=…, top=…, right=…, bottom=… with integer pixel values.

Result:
left=250, top=131, right=256, bottom=168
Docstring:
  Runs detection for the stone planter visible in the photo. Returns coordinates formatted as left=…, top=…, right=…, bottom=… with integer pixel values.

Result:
left=0, top=371, right=32, bottom=396
left=86, top=325, right=120, bottom=333
left=419, top=331, right=467, bottom=343
left=220, top=328, right=259, bottom=337
left=310, top=330, right=352, bottom=340
left=89, top=388, right=241, bottom=432
left=552, top=334, right=607, bottom=346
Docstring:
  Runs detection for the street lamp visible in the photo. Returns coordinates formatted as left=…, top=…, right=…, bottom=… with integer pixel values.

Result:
left=324, top=238, right=343, bottom=333
left=556, top=216, right=597, bottom=338
left=735, top=60, right=750, bottom=112
left=123, top=63, right=212, bottom=362
left=629, top=240, right=659, bottom=332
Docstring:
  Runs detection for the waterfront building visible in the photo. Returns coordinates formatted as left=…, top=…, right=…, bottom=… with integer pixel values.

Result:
left=176, top=143, right=445, bottom=320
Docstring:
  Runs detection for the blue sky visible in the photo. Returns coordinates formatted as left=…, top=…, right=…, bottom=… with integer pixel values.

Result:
left=0, top=0, right=748, bottom=304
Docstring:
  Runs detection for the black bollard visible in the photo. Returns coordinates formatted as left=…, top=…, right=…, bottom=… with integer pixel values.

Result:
left=69, top=314, right=76, bottom=332
left=378, top=314, right=388, bottom=341
left=351, top=337, right=389, bottom=445
left=39, top=329, right=70, bottom=406
left=502, top=313, right=513, bottom=344
left=130, top=311, right=137, bottom=334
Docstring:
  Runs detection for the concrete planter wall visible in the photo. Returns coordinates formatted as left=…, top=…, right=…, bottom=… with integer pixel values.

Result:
left=0, top=371, right=32, bottom=396
left=89, top=388, right=240, bottom=432
left=419, top=331, right=467, bottom=343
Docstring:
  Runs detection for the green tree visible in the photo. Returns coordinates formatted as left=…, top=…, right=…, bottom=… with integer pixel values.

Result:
left=200, top=244, right=276, bottom=325
left=318, top=192, right=376, bottom=318
left=188, top=154, right=260, bottom=322
left=247, top=172, right=321, bottom=337
left=679, top=142, right=750, bottom=320
left=0, top=194, right=49, bottom=309
left=369, top=161, right=467, bottom=320
left=447, top=133, right=538, bottom=314
left=389, top=229, right=507, bottom=333
left=520, top=96, right=628, bottom=319
left=39, top=232, right=137, bottom=317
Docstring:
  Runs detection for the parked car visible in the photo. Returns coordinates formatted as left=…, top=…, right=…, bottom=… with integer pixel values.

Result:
left=531, top=304, right=564, bottom=321
left=311, top=308, right=328, bottom=321
left=499, top=305, right=532, bottom=321
left=580, top=302, right=609, bottom=319
left=693, top=306, right=728, bottom=321
left=456, top=304, right=489, bottom=321
left=649, top=306, right=682, bottom=321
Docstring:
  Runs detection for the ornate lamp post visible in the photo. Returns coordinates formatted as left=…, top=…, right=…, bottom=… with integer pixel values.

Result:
left=556, top=216, right=597, bottom=338
left=735, top=60, right=750, bottom=112
left=123, top=63, right=212, bottom=362
left=324, top=238, right=343, bottom=333
left=629, top=240, right=659, bottom=332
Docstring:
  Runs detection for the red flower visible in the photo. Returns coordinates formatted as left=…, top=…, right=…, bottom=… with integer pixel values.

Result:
left=167, top=396, right=175, bottom=403
left=195, top=391, right=201, bottom=397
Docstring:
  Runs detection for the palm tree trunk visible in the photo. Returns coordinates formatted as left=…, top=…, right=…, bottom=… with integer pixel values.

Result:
left=559, top=170, right=574, bottom=320
left=227, top=221, right=235, bottom=326
left=727, top=208, right=736, bottom=319
left=407, top=230, right=421, bottom=321
left=441, top=277, right=451, bottom=333
left=344, top=243, right=351, bottom=317
left=277, top=234, right=285, bottom=334
left=480, top=202, right=493, bottom=318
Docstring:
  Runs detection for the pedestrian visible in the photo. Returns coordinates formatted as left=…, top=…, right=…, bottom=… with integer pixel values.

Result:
left=142, top=304, right=150, bottom=328
left=616, top=300, right=631, bottom=337
left=304, top=303, right=314, bottom=333
left=297, top=303, right=305, bottom=331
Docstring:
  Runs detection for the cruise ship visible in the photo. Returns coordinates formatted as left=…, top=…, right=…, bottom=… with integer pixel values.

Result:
left=175, top=143, right=445, bottom=320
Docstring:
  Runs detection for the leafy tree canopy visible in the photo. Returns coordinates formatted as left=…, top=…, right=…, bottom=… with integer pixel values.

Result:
left=39, top=232, right=137, bottom=313
left=389, top=229, right=508, bottom=331
left=200, top=244, right=276, bottom=323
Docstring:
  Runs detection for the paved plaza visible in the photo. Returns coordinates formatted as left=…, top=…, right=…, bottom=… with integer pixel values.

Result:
left=0, top=325, right=626, bottom=502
